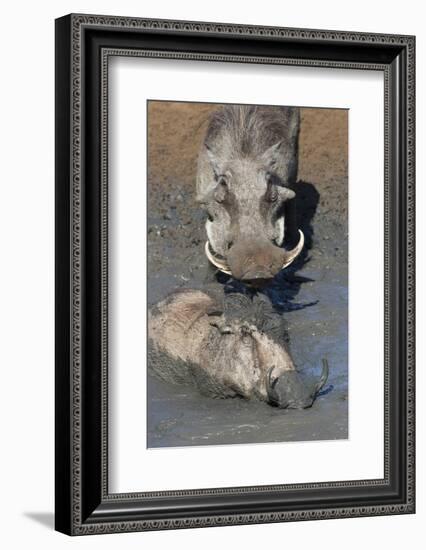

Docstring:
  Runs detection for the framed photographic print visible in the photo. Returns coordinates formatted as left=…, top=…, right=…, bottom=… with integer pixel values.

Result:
left=55, top=14, right=415, bottom=535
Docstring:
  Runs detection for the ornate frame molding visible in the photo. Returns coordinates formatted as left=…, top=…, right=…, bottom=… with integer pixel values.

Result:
left=55, top=13, right=415, bottom=535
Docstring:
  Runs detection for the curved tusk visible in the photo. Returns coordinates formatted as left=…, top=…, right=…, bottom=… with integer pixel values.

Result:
left=312, top=358, right=329, bottom=396
left=281, top=229, right=304, bottom=270
left=204, top=241, right=232, bottom=275
left=267, top=367, right=279, bottom=390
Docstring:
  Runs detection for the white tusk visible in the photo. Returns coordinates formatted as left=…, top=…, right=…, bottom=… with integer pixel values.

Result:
left=204, top=241, right=232, bottom=275
left=281, top=229, right=304, bottom=269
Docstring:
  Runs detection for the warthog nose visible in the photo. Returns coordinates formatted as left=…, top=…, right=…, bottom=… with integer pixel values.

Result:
left=227, top=238, right=286, bottom=281
left=241, top=269, right=274, bottom=287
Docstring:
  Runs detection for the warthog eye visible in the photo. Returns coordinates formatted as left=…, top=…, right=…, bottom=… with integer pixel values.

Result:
left=210, top=319, right=234, bottom=334
left=265, top=179, right=278, bottom=203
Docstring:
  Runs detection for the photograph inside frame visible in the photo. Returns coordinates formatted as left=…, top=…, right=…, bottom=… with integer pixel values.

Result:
left=146, top=100, right=348, bottom=448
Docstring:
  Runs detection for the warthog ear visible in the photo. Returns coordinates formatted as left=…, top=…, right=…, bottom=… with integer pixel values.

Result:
left=205, top=144, right=223, bottom=178
left=261, top=140, right=283, bottom=170
left=196, top=145, right=224, bottom=204
left=280, top=187, right=296, bottom=201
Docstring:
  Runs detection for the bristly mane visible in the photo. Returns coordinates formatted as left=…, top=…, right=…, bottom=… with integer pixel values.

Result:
left=220, top=292, right=288, bottom=344
left=204, top=104, right=299, bottom=160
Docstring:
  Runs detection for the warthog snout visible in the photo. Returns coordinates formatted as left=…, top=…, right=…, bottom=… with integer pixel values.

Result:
left=266, top=359, right=329, bottom=409
left=227, top=232, right=304, bottom=285
left=228, top=238, right=288, bottom=282
left=205, top=230, right=304, bottom=286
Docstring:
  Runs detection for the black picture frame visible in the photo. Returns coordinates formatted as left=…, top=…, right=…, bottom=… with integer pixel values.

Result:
left=55, top=13, right=415, bottom=535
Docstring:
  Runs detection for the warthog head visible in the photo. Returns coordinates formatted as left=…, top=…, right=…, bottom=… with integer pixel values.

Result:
left=197, top=105, right=303, bottom=286
left=205, top=294, right=329, bottom=408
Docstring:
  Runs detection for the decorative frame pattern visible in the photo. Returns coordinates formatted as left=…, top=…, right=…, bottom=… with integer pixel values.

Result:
left=55, top=13, right=415, bottom=535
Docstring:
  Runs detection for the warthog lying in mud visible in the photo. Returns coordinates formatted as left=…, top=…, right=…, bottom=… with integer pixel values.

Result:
left=148, top=289, right=328, bottom=409
left=197, top=104, right=304, bottom=286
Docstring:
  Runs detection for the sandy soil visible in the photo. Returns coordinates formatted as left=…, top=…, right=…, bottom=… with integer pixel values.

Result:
left=146, top=101, right=348, bottom=448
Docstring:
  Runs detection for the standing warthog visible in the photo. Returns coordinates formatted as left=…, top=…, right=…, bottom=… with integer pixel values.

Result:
left=148, top=289, right=328, bottom=409
left=197, top=104, right=304, bottom=286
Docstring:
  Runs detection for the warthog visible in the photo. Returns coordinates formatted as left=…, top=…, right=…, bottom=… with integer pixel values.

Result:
left=148, top=289, right=328, bottom=409
left=197, top=104, right=304, bottom=286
